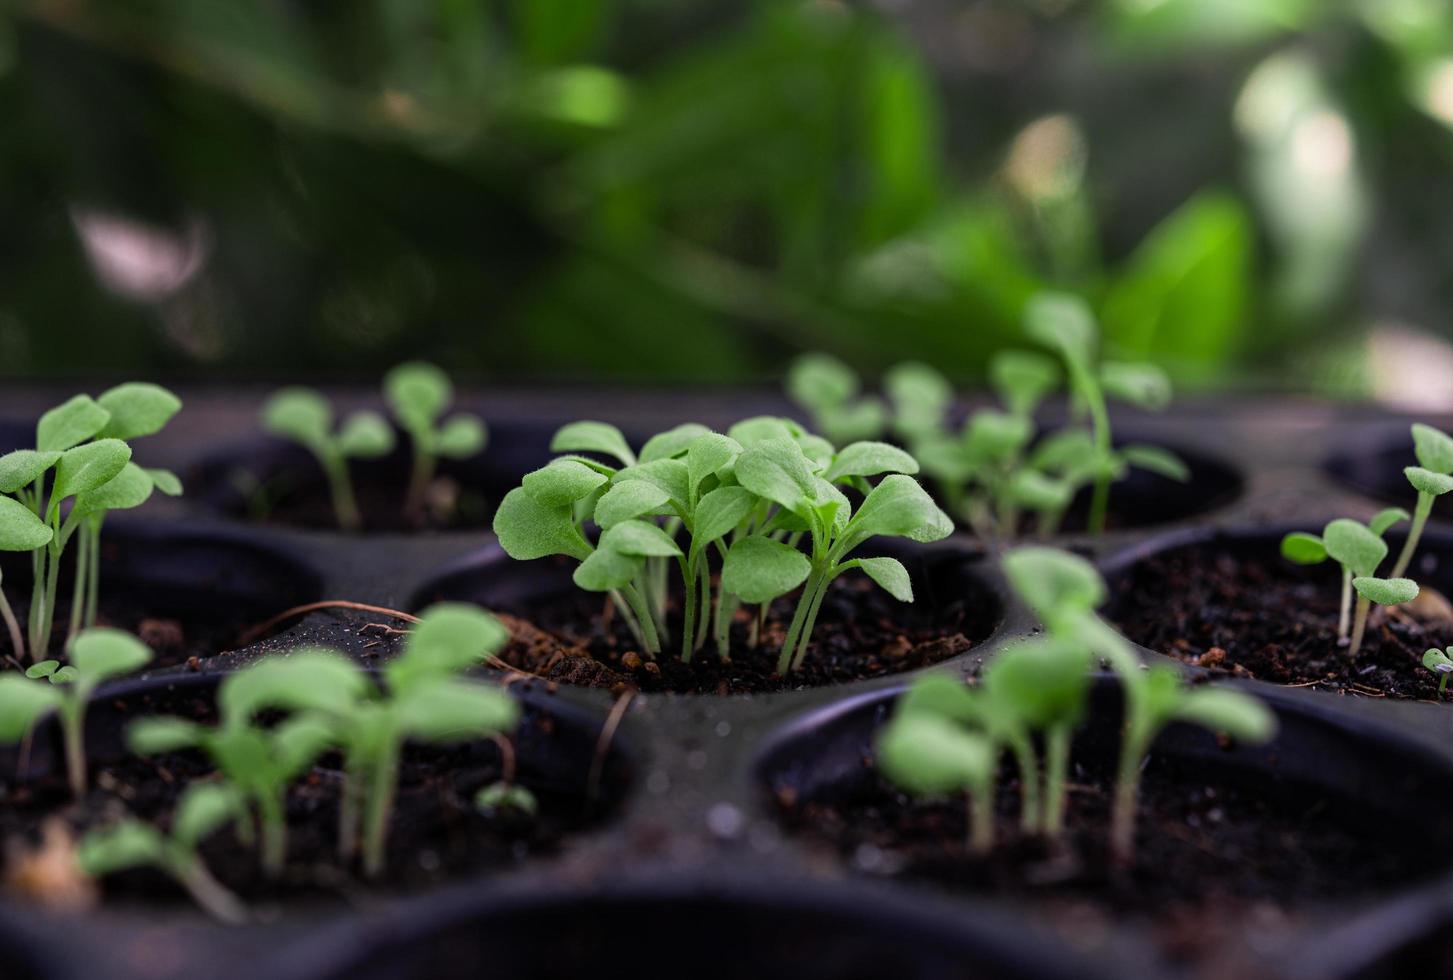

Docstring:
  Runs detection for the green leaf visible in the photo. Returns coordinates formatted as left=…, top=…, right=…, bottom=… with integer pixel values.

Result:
left=128, top=716, right=205, bottom=754
left=1009, top=470, right=1072, bottom=511
left=493, top=487, right=592, bottom=562
left=0, top=450, right=61, bottom=493
left=0, top=497, right=52, bottom=551
left=820, top=400, right=887, bottom=446
left=69, top=629, right=152, bottom=684
left=685, top=433, right=743, bottom=498
left=25, top=660, right=59, bottom=680
left=734, top=439, right=817, bottom=516
left=1412, top=423, right=1453, bottom=474
left=601, top=519, right=681, bottom=558
left=1174, top=687, right=1277, bottom=743
left=270, top=715, right=335, bottom=779
left=1353, top=577, right=1419, bottom=606
left=435, top=416, right=487, bottom=459
left=963, top=411, right=1033, bottom=462
left=988, top=350, right=1060, bottom=416
left=384, top=361, right=452, bottom=432
left=721, top=536, right=811, bottom=604
left=1323, top=519, right=1387, bottom=577
left=876, top=714, right=995, bottom=797
left=394, top=678, right=520, bottom=741
left=52, top=440, right=132, bottom=502
left=613, top=459, right=690, bottom=509
left=1100, top=363, right=1173, bottom=411
left=522, top=459, right=610, bottom=507
left=1369, top=507, right=1410, bottom=537
left=639, top=423, right=712, bottom=463
left=1280, top=532, right=1326, bottom=564
left=1423, top=648, right=1453, bottom=672
left=475, top=781, right=538, bottom=816
left=1024, top=292, right=1097, bottom=363
left=220, top=649, right=369, bottom=722
left=261, top=388, right=332, bottom=449
left=572, top=544, right=642, bottom=591
left=850, top=556, right=913, bottom=602
left=77, top=822, right=165, bottom=876
left=337, top=412, right=395, bottom=458
left=897, top=673, right=980, bottom=724
left=1406, top=466, right=1453, bottom=497
left=841, top=475, right=952, bottom=551
left=885, top=362, right=952, bottom=439
left=146, top=468, right=184, bottom=497
left=0, top=675, right=62, bottom=740
left=1119, top=444, right=1190, bottom=482
left=75, top=463, right=155, bottom=517
left=1030, top=429, right=1097, bottom=475
left=594, top=480, right=672, bottom=529
left=984, top=636, right=1091, bottom=728
left=96, top=383, right=182, bottom=440
left=787, top=353, right=860, bottom=410
left=691, top=486, right=758, bottom=553
left=825, top=442, right=919, bottom=483
left=403, top=603, right=510, bottom=675
left=1002, top=546, right=1107, bottom=619
left=172, top=783, right=243, bottom=848
left=727, top=416, right=800, bottom=448
left=37, top=395, right=110, bottom=453
left=551, top=421, right=636, bottom=467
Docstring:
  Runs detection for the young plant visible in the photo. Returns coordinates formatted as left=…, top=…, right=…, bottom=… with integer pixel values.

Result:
left=884, top=361, right=954, bottom=447
left=786, top=352, right=886, bottom=446
left=1024, top=292, right=1185, bottom=534
left=383, top=361, right=487, bottom=519
left=0, top=629, right=152, bottom=797
left=1390, top=423, right=1453, bottom=579
left=128, top=653, right=349, bottom=877
left=877, top=708, right=998, bottom=854
left=1281, top=512, right=1419, bottom=657
left=1002, top=546, right=1275, bottom=862
left=78, top=783, right=248, bottom=923
left=260, top=387, right=395, bottom=531
left=1424, top=647, right=1453, bottom=696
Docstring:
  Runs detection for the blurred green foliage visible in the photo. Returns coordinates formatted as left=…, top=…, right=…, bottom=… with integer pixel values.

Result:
left=1, top=0, right=1452, bottom=388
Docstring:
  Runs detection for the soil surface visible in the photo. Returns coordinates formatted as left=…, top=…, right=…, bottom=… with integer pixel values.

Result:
left=250, top=471, right=493, bottom=533
left=490, top=571, right=997, bottom=695
left=1110, top=545, right=1453, bottom=701
left=0, top=689, right=599, bottom=912
left=779, top=756, right=1438, bottom=965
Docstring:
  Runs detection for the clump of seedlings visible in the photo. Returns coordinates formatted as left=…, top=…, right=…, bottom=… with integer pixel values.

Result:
left=1281, top=511, right=1420, bottom=658
left=0, top=384, right=183, bottom=661
left=1392, top=423, right=1453, bottom=579
left=493, top=418, right=952, bottom=674
left=260, top=387, right=395, bottom=531
left=383, top=361, right=487, bottom=519
left=878, top=547, right=1275, bottom=863
left=1424, top=646, right=1453, bottom=696
left=0, top=629, right=152, bottom=797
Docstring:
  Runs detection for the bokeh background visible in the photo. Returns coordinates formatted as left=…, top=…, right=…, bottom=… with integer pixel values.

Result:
left=2, top=0, right=1452, bottom=399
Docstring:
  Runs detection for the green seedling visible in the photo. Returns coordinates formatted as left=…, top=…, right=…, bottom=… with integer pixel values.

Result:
left=128, top=653, right=349, bottom=877
left=787, top=353, right=886, bottom=446
left=383, top=362, right=487, bottom=518
left=1424, top=647, right=1453, bottom=696
left=1281, top=512, right=1419, bottom=657
left=0, top=629, right=152, bottom=797
left=78, top=783, right=248, bottom=924
left=1002, top=546, right=1275, bottom=863
left=260, top=387, right=395, bottom=531
left=0, top=496, right=51, bottom=662
left=475, top=781, right=538, bottom=817
left=1, top=385, right=182, bottom=659
left=1390, top=423, right=1453, bottom=579
left=877, top=710, right=998, bottom=854
left=1024, top=292, right=1184, bottom=535
left=884, top=361, right=954, bottom=447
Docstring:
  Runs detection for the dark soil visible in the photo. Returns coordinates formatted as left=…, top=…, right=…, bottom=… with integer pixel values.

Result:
left=1110, top=545, right=1453, bottom=701
left=252, top=470, right=492, bottom=533
left=779, top=757, right=1437, bottom=964
left=0, top=584, right=257, bottom=672
left=0, top=690, right=596, bottom=911
left=491, top=572, right=997, bottom=695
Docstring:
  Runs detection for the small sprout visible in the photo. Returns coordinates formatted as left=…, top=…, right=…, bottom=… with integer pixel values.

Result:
left=786, top=353, right=886, bottom=446
left=0, top=629, right=152, bottom=798
left=1390, top=423, right=1453, bottom=579
left=877, top=711, right=997, bottom=854
left=383, top=362, right=487, bottom=519
left=78, top=783, right=248, bottom=924
left=1424, top=647, right=1453, bottom=696
left=475, top=782, right=538, bottom=818
left=260, top=387, right=395, bottom=531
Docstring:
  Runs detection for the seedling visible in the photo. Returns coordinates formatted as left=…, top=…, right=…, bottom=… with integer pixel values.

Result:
left=78, top=783, right=248, bottom=923
left=1390, top=423, right=1453, bottom=579
left=1281, top=513, right=1419, bottom=657
left=260, top=387, right=395, bottom=530
left=128, top=653, right=349, bottom=877
left=0, top=629, right=152, bottom=797
left=787, top=353, right=887, bottom=446
left=1002, top=546, right=1275, bottom=862
left=1424, top=647, right=1453, bottom=696
left=1024, top=292, right=1184, bottom=534
left=877, top=710, right=998, bottom=854
left=884, top=361, right=953, bottom=447
left=383, top=362, right=487, bottom=518
left=0, top=385, right=182, bottom=659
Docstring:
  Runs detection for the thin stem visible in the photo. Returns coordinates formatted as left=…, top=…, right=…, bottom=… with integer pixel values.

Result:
left=1111, top=728, right=1145, bottom=865
left=1348, top=595, right=1373, bottom=659
left=678, top=556, right=697, bottom=663
left=257, top=791, right=287, bottom=877
left=1043, top=725, right=1071, bottom=838
left=62, top=700, right=86, bottom=799
left=404, top=443, right=436, bottom=519
left=67, top=526, right=88, bottom=644
left=0, top=570, right=25, bottom=663
left=362, top=740, right=400, bottom=878
left=714, top=591, right=739, bottom=660
left=619, top=585, right=661, bottom=657
left=1069, top=359, right=1113, bottom=535
left=778, top=568, right=825, bottom=675
left=85, top=522, right=101, bottom=628
left=608, top=590, right=650, bottom=653
left=1391, top=492, right=1434, bottom=580
left=323, top=452, right=361, bottom=532
left=693, top=559, right=711, bottom=652
left=338, top=751, right=362, bottom=860
left=1009, top=734, right=1041, bottom=833
left=967, top=784, right=994, bottom=856
left=1338, top=567, right=1352, bottom=641
left=632, top=571, right=669, bottom=648
left=789, top=572, right=834, bottom=673
left=176, top=858, right=249, bottom=925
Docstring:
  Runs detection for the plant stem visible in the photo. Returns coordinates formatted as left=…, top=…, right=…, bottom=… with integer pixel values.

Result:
left=789, top=572, right=833, bottom=673
left=1111, top=728, right=1146, bottom=865
left=1067, top=357, right=1113, bottom=535
left=362, top=740, right=399, bottom=878
left=1043, top=725, right=1071, bottom=838
left=257, top=792, right=287, bottom=877
left=1348, top=595, right=1373, bottom=659
left=61, top=701, right=86, bottom=799
left=778, top=568, right=825, bottom=675
left=0, top=570, right=25, bottom=663
left=338, top=752, right=362, bottom=861
left=967, top=786, right=994, bottom=856
left=714, top=591, right=739, bottom=660
left=1391, top=492, right=1433, bottom=580
left=619, top=585, right=661, bottom=657
left=1337, top=567, right=1352, bottom=641
left=1009, top=734, right=1041, bottom=833
left=608, top=590, right=650, bottom=653
left=404, top=444, right=436, bottom=519
left=323, top=453, right=361, bottom=532
left=67, top=526, right=88, bottom=644
left=678, top=556, right=697, bottom=663
left=85, top=522, right=101, bottom=629
left=176, top=858, right=249, bottom=925
left=693, top=559, right=711, bottom=652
